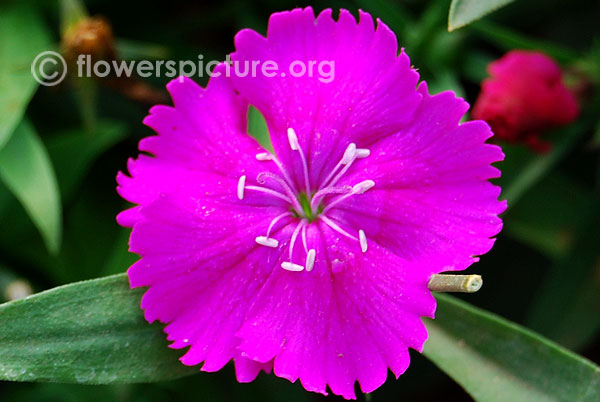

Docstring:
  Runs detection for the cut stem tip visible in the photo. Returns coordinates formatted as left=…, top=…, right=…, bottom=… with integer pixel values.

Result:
left=428, top=274, right=483, bottom=293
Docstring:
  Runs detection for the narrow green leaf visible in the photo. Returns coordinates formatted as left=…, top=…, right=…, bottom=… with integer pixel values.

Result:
left=424, top=294, right=600, bottom=402
left=0, top=274, right=196, bottom=383
left=0, top=120, right=62, bottom=254
left=448, top=0, right=515, bottom=31
left=0, top=3, right=51, bottom=149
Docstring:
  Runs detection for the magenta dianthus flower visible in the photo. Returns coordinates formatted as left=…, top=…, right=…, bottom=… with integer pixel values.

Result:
left=117, top=7, right=506, bottom=399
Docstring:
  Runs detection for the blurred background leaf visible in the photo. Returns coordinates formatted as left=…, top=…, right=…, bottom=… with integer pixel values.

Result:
left=0, top=274, right=196, bottom=383
left=2, top=274, right=597, bottom=402
left=448, top=0, right=516, bottom=31
left=0, top=2, right=51, bottom=149
left=0, top=119, right=62, bottom=254
left=424, top=294, right=600, bottom=402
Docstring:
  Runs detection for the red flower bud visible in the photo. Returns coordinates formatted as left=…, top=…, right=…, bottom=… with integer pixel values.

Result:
left=472, top=50, right=579, bottom=152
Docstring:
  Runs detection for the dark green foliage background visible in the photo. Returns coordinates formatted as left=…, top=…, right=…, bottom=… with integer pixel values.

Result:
left=0, top=0, right=599, bottom=400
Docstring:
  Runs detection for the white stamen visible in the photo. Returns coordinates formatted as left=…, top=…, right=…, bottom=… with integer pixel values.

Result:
left=255, top=236, right=279, bottom=248
left=237, top=175, right=246, bottom=200
left=282, top=262, right=304, bottom=271
left=306, top=249, right=316, bottom=271
left=287, top=127, right=299, bottom=151
left=256, top=152, right=273, bottom=161
left=341, top=143, right=357, bottom=164
left=356, top=148, right=370, bottom=158
left=352, top=180, right=375, bottom=194
left=359, top=229, right=368, bottom=253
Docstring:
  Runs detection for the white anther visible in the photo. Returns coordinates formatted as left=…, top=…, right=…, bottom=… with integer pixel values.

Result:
left=306, top=249, right=316, bottom=271
left=341, top=143, right=357, bottom=164
left=356, top=148, right=370, bottom=158
left=255, top=236, right=279, bottom=248
left=359, top=229, right=368, bottom=253
left=282, top=262, right=305, bottom=272
left=352, top=180, right=375, bottom=194
left=256, top=152, right=273, bottom=161
left=237, top=175, right=246, bottom=200
left=287, top=127, right=299, bottom=151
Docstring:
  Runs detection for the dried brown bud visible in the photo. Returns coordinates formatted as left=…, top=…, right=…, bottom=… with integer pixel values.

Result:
left=62, top=16, right=116, bottom=64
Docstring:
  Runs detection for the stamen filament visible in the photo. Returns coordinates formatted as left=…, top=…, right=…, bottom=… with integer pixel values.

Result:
left=321, top=180, right=375, bottom=214
left=267, top=212, right=292, bottom=237
left=327, top=154, right=358, bottom=189
left=288, top=220, right=306, bottom=261
left=258, top=172, right=303, bottom=212
left=319, top=143, right=356, bottom=189
left=245, top=185, right=293, bottom=203
left=271, top=155, right=298, bottom=193
left=320, top=216, right=358, bottom=241
left=301, top=224, right=308, bottom=253
left=310, top=185, right=352, bottom=210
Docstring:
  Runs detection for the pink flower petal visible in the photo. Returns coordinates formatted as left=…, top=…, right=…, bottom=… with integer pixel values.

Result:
left=230, top=8, right=421, bottom=189
left=236, top=223, right=435, bottom=399
left=331, top=84, right=506, bottom=270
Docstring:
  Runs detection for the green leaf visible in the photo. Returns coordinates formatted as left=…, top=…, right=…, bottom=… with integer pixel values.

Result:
left=60, top=0, right=88, bottom=36
left=0, top=273, right=196, bottom=383
left=503, top=172, right=592, bottom=259
left=424, top=294, right=600, bottom=402
left=116, top=39, right=170, bottom=61
left=501, top=118, right=590, bottom=208
left=448, top=0, right=515, bottom=31
left=0, top=119, right=62, bottom=254
left=47, top=120, right=128, bottom=201
left=0, top=3, right=52, bottom=149
left=470, top=21, right=579, bottom=64
left=2, top=275, right=599, bottom=395
left=353, top=0, right=412, bottom=39
left=247, top=105, right=273, bottom=152
left=526, top=193, right=600, bottom=350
